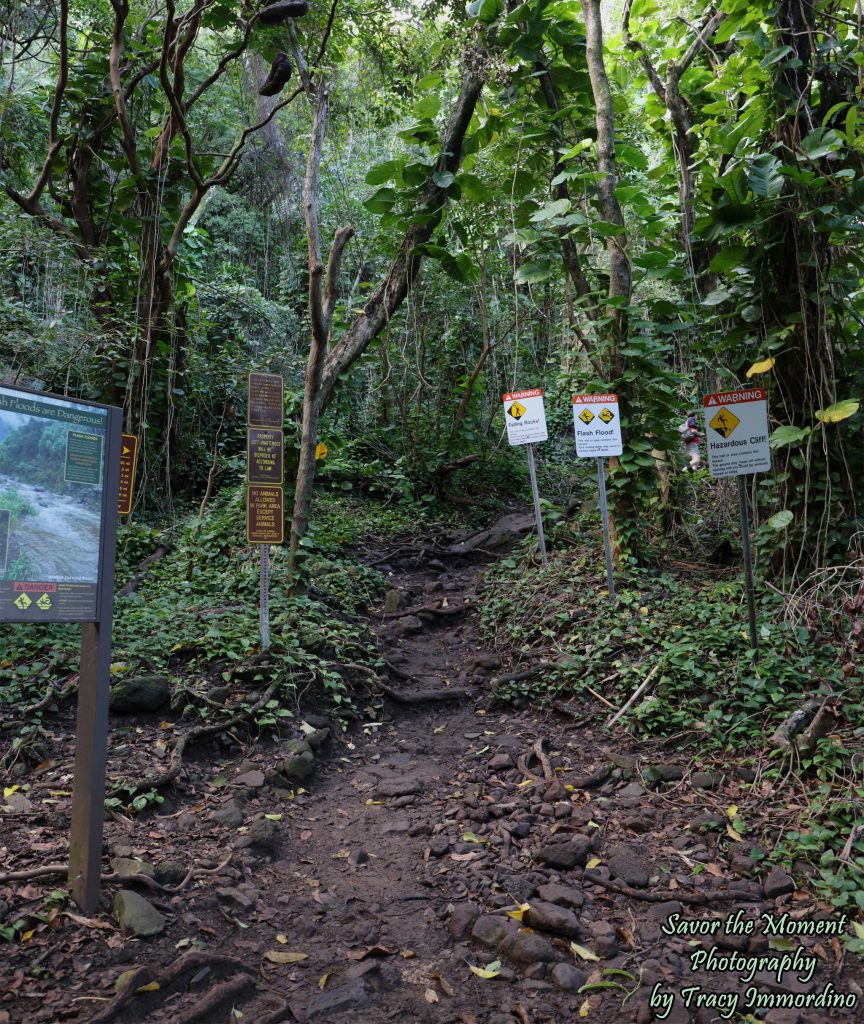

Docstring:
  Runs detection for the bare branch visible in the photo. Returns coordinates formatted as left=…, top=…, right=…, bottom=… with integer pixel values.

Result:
left=108, top=0, right=142, bottom=179
left=324, top=225, right=356, bottom=334
left=26, top=0, right=69, bottom=202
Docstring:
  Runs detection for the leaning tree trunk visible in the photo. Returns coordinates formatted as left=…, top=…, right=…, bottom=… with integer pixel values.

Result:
left=579, top=0, right=637, bottom=561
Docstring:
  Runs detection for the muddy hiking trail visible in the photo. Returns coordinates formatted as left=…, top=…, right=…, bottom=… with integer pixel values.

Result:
left=0, top=531, right=862, bottom=1024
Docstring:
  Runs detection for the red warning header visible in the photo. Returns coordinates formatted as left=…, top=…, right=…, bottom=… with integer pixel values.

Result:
left=503, top=389, right=543, bottom=401
left=572, top=393, right=618, bottom=404
left=703, top=388, right=765, bottom=406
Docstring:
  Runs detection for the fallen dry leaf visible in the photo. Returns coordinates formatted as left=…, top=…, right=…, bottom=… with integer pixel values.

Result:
left=264, top=950, right=308, bottom=964
left=347, top=945, right=395, bottom=960
left=570, top=942, right=600, bottom=962
left=425, top=988, right=439, bottom=1004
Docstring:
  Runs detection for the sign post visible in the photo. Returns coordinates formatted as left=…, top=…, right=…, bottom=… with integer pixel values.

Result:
left=0, top=384, right=121, bottom=912
left=247, top=374, right=284, bottom=652
left=117, top=433, right=138, bottom=516
left=572, top=393, right=623, bottom=600
left=702, top=387, right=771, bottom=651
left=502, top=388, right=549, bottom=566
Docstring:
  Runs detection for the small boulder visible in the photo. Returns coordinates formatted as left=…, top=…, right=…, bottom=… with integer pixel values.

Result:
left=109, top=857, right=155, bottom=879
left=277, top=741, right=315, bottom=783
left=448, top=904, right=480, bottom=942
left=248, top=817, right=280, bottom=852
left=113, top=890, right=166, bottom=937
left=234, top=769, right=265, bottom=788
left=212, top=805, right=245, bottom=827
left=550, top=963, right=587, bottom=992
left=534, top=836, right=593, bottom=870
left=109, top=675, right=170, bottom=713
left=154, top=860, right=187, bottom=886
left=763, top=866, right=795, bottom=899
left=607, top=850, right=650, bottom=888
left=523, top=902, right=584, bottom=939
left=471, top=915, right=516, bottom=950
left=500, top=931, right=558, bottom=966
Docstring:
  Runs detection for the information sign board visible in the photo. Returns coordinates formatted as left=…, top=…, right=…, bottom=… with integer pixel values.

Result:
left=117, top=434, right=138, bottom=515
left=248, top=372, right=284, bottom=428
left=572, top=393, right=623, bottom=457
left=0, top=385, right=111, bottom=622
left=247, top=428, right=283, bottom=485
left=702, top=388, right=771, bottom=478
left=502, top=388, right=548, bottom=446
left=247, top=485, right=284, bottom=544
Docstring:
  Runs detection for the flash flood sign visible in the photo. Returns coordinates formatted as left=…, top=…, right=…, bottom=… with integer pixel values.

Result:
left=572, top=393, right=623, bottom=457
left=502, top=389, right=548, bottom=446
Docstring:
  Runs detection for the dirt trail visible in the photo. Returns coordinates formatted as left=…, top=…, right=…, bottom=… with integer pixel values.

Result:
left=1, top=548, right=861, bottom=1024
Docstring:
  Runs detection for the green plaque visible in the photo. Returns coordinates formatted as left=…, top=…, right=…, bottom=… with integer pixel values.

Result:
left=65, top=431, right=104, bottom=486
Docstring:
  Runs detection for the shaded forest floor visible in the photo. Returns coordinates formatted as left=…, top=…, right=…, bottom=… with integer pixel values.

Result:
left=1, top=531, right=862, bottom=1024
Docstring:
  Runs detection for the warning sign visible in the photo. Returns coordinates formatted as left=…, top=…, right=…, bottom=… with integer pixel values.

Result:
left=247, top=486, right=284, bottom=545
left=248, top=373, right=284, bottom=428
left=502, top=389, right=548, bottom=446
left=14, top=592, right=31, bottom=610
left=572, top=394, right=623, bottom=457
left=36, top=593, right=52, bottom=610
left=703, top=389, right=771, bottom=478
left=247, top=428, right=283, bottom=485
left=117, top=434, right=138, bottom=515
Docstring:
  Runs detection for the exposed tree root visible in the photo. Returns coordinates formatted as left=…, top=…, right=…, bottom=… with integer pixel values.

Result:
left=112, top=677, right=282, bottom=799
left=167, top=974, right=256, bottom=1024
left=88, top=951, right=255, bottom=1024
left=118, top=544, right=171, bottom=598
left=0, top=853, right=232, bottom=889
left=583, top=869, right=763, bottom=905
left=380, top=601, right=471, bottom=620
left=374, top=680, right=470, bottom=704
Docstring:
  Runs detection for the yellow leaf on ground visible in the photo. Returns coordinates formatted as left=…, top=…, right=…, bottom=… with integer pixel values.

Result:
left=136, top=981, right=160, bottom=993
left=726, top=804, right=738, bottom=819
left=20, top=930, right=35, bottom=942
left=570, top=942, right=600, bottom=962
left=276, top=934, right=288, bottom=944
left=264, top=950, right=308, bottom=964
left=425, top=988, right=439, bottom=1004
left=507, top=902, right=530, bottom=921
left=586, top=857, right=603, bottom=870
left=469, top=959, right=501, bottom=979
left=3, top=786, right=19, bottom=798
left=579, top=997, right=592, bottom=1017
left=318, top=972, right=330, bottom=990
left=726, top=824, right=744, bottom=842
left=365, top=799, right=383, bottom=805
left=399, top=949, right=415, bottom=958
left=746, top=357, right=775, bottom=378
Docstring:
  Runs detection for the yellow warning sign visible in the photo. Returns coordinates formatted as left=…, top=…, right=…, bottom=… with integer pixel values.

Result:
left=508, top=401, right=527, bottom=420
left=709, top=407, right=741, bottom=439
left=36, top=594, right=52, bottom=611
left=14, top=593, right=31, bottom=610
left=579, top=408, right=595, bottom=425
left=599, top=407, right=615, bottom=424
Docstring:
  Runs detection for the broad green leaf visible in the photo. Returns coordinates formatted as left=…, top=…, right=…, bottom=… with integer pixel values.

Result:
left=702, top=287, right=732, bottom=306
left=815, top=399, right=859, bottom=423
left=746, top=357, right=775, bottom=377
left=365, top=160, right=403, bottom=186
left=457, top=173, right=493, bottom=203
left=767, top=511, right=793, bottom=530
left=759, top=45, right=794, bottom=67
left=432, top=170, right=455, bottom=189
left=515, top=260, right=553, bottom=285
left=747, top=154, right=784, bottom=199
left=800, top=128, right=844, bottom=160
left=363, top=187, right=396, bottom=214
left=531, top=198, right=570, bottom=221
left=467, top=0, right=503, bottom=23
left=769, top=425, right=811, bottom=448
left=709, top=245, right=750, bottom=272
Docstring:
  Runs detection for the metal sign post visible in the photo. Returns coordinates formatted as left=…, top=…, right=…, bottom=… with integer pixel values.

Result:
left=702, top=387, right=771, bottom=654
left=525, top=444, right=547, bottom=567
left=259, top=544, right=271, bottom=652
left=501, top=388, right=550, bottom=567
left=737, top=477, right=759, bottom=651
left=247, top=373, right=284, bottom=653
left=596, top=457, right=616, bottom=602
left=572, top=393, right=623, bottom=600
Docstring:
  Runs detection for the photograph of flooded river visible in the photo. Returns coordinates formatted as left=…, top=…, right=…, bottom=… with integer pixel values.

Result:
left=0, top=474, right=101, bottom=582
